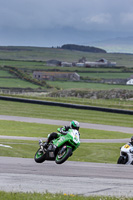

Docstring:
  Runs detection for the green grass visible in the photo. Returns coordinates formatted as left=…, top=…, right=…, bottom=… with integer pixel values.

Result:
left=79, top=72, right=131, bottom=79
left=70, top=143, right=122, bottom=163
left=0, top=78, right=40, bottom=88
left=0, top=139, right=122, bottom=163
left=0, top=70, right=14, bottom=77
left=0, top=60, right=46, bottom=69
left=0, top=47, right=133, bottom=93
left=47, top=81, right=133, bottom=90
left=0, top=139, right=37, bottom=158
left=0, top=120, right=131, bottom=139
left=0, top=100, right=133, bottom=127
left=33, top=96, right=133, bottom=110
left=0, top=191, right=130, bottom=200
left=4, top=94, right=133, bottom=110
left=1, top=47, right=133, bottom=92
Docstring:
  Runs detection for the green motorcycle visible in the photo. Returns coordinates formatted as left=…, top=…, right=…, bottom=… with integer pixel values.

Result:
left=34, top=128, right=80, bottom=164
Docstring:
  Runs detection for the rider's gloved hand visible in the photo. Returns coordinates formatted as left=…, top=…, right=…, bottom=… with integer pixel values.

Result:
left=60, top=128, right=67, bottom=135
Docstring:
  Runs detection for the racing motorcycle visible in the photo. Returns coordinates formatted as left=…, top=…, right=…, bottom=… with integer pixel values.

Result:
left=34, top=128, right=80, bottom=164
left=117, top=143, right=133, bottom=165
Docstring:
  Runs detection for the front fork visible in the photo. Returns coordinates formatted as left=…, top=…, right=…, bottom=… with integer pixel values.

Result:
left=38, top=139, right=46, bottom=153
left=39, top=139, right=43, bottom=146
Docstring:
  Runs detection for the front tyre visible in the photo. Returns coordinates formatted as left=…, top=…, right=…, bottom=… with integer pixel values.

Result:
left=34, top=148, right=46, bottom=163
left=117, top=156, right=126, bottom=164
left=55, top=147, right=72, bottom=164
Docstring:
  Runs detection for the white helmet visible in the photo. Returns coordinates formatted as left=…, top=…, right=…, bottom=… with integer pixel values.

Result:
left=70, top=120, right=80, bottom=131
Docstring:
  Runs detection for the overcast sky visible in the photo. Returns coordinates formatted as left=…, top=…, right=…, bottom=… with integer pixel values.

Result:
left=1, top=0, right=133, bottom=48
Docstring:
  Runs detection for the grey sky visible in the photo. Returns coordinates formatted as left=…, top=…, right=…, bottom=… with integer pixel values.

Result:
left=1, top=0, right=133, bottom=48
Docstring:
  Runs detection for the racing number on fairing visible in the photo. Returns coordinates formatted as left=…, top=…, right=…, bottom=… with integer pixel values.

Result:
left=124, top=145, right=130, bottom=149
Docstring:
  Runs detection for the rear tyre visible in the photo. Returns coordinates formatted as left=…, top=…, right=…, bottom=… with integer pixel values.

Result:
left=55, top=147, right=72, bottom=164
left=34, top=148, right=46, bottom=163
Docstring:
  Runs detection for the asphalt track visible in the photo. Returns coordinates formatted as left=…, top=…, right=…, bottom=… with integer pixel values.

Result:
left=1, top=115, right=133, bottom=197
left=1, top=157, right=133, bottom=197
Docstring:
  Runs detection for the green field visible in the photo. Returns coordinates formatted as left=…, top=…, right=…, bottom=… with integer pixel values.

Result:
left=0, top=46, right=133, bottom=93
left=48, top=81, right=133, bottom=90
left=79, top=72, right=132, bottom=79
left=0, top=46, right=133, bottom=68
left=0, top=70, right=15, bottom=77
left=0, top=78, right=40, bottom=88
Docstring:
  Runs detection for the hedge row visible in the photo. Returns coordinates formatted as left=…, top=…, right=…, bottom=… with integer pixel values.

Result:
left=3, top=66, right=53, bottom=88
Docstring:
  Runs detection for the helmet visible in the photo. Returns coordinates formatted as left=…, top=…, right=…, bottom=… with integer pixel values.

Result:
left=70, top=120, right=80, bottom=131
left=131, top=136, right=133, bottom=142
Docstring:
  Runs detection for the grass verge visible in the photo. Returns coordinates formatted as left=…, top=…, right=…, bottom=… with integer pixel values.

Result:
left=0, top=191, right=131, bottom=200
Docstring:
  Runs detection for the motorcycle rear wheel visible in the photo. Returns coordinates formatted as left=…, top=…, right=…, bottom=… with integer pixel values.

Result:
left=34, top=148, right=46, bottom=163
left=55, top=147, right=72, bottom=164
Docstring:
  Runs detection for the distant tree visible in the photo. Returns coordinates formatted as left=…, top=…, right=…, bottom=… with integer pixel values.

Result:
left=61, top=44, right=106, bottom=53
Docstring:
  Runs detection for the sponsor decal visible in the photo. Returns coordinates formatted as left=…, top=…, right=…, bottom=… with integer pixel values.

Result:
left=124, top=144, right=130, bottom=149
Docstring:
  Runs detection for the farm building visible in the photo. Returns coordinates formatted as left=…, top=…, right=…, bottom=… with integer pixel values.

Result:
left=84, top=58, right=116, bottom=67
left=33, top=71, right=80, bottom=81
left=126, top=75, right=133, bottom=85
left=76, top=63, right=85, bottom=67
left=61, top=62, right=73, bottom=67
left=63, top=58, right=116, bottom=67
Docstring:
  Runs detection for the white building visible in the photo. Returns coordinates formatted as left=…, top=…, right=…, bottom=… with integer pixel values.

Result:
left=76, top=63, right=85, bottom=67
left=84, top=58, right=116, bottom=67
left=61, top=62, right=73, bottom=67
left=126, top=79, right=133, bottom=85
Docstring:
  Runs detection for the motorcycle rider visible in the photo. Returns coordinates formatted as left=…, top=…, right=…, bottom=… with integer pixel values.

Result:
left=42, top=120, right=80, bottom=149
left=130, top=136, right=133, bottom=145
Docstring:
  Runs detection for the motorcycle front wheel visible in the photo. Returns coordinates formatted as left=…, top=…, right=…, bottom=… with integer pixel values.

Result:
left=117, top=156, right=127, bottom=164
left=34, top=148, right=46, bottom=163
left=55, top=147, right=72, bottom=164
